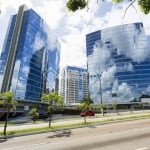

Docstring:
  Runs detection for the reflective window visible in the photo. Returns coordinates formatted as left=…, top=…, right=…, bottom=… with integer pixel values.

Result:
left=0, top=9, right=60, bottom=101
left=86, top=23, right=150, bottom=103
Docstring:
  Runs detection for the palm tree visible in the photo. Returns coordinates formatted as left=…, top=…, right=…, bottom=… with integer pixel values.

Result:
left=81, top=97, right=93, bottom=109
left=138, top=102, right=144, bottom=112
left=28, top=107, right=39, bottom=123
left=80, top=97, right=93, bottom=124
left=97, top=104, right=105, bottom=116
left=0, top=91, right=17, bottom=136
left=112, top=103, right=118, bottom=114
left=41, top=92, right=63, bottom=128
left=79, top=103, right=88, bottom=124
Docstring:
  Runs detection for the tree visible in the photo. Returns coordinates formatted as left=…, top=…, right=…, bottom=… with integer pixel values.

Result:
left=66, top=0, right=87, bottom=12
left=129, top=104, right=133, bottom=113
left=82, top=97, right=93, bottom=108
left=138, top=0, right=150, bottom=14
left=28, top=107, right=39, bottom=123
left=41, top=92, right=63, bottom=128
left=97, top=103, right=105, bottom=116
left=138, top=102, right=144, bottom=112
left=112, top=102, right=118, bottom=114
left=79, top=97, right=93, bottom=124
left=66, top=0, right=150, bottom=15
left=0, top=91, right=17, bottom=136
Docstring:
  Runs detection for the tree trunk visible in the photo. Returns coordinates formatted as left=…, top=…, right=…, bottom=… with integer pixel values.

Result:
left=4, top=106, right=9, bottom=136
left=49, top=113, right=52, bottom=128
left=130, top=106, right=133, bottom=113
left=101, top=108, right=104, bottom=116
left=84, top=116, right=86, bottom=124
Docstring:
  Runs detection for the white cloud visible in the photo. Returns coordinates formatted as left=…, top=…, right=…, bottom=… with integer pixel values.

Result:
left=0, top=0, right=150, bottom=71
left=117, top=62, right=133, bottom=72
left=33, top=32, right=45, bottom=51
left=113, top=23, right=150, bottom=63
left=101, top=65, right=116, bottom=89
left=103, top=81, right=134, bottom=103
left=112, top=79, right=119, bottom=93
left=117, top=82, right=134, bottom=102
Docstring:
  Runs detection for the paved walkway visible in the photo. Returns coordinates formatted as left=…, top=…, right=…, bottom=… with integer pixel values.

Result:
left=0, top=110, right=150, bottom=132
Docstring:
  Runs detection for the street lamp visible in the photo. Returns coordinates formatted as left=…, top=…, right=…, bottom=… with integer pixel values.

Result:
left=98, top=74, right=103, bottom=104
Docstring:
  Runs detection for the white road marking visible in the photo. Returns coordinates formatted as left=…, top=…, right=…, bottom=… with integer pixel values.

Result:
left=2, top=142, right=47, bottom=150
left=135, top=147, right=148, bottom=150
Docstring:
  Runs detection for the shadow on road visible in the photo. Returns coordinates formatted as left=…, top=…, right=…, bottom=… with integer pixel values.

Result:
left=87, top=124, right=97, bottom=129
left=0, top=138, right=8, bottom=143
left=47, top=129, right=72, bottom=138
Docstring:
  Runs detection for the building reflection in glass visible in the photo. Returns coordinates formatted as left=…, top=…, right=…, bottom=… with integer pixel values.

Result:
left=86, top=23, right=150, bottom=104
left=0, top=5, right=60, bottom=101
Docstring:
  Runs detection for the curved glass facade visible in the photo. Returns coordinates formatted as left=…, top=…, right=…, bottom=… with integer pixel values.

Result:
left=0, top=6, right=60, bottom=101
left=86, top=23, right=150, bottom=104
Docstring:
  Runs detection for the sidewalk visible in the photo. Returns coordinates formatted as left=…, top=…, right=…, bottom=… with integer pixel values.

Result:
left=0, top=110, right=150, bottom=132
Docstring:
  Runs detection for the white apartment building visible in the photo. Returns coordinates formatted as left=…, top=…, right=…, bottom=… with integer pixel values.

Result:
left=60, top=66, right=88, bottom=105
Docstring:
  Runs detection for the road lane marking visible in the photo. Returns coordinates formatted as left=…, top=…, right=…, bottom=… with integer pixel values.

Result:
left=2, top=142, right=47, bottom=150
left=135, top=147, right=148, bottom=150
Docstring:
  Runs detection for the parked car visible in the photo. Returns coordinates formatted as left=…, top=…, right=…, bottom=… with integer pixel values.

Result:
left=80, top=110, right=95, bottom=117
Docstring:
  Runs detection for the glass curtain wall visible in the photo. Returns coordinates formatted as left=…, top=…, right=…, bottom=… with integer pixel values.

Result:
left=86, top=23, right=150, bottom=104
left=0, top=7, right=60, bottom=101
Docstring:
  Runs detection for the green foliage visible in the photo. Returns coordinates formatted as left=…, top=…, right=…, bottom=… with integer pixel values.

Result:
left=112, top=102, right=117, bottom=109
left=138, top=102, right=144, bottom=111
left=112, top=0, right=123, bottom=3
left=66, top=0, right=87, bottom=12
left=0, top=91, right=17, bottom=136
left=41, top=92, right=63, bottom=105
left=138, top=102, right=143, bottom=107
left=138, top=0, right=150, bottom=14
left=48, top=105, right=54, bottom=112
left=82, top=97, right=93, bottom=105
left=66, top=0, right=150, bottom=15
left=0, top=91, right=16, bottom=105
left=97, top=104, right=105, bottom=116
left=80, top=97, right=93, bottom=124
left=79, top=102, right=88, bottom=111
left=98, top=104, right=105, bottom=110
left=112, top=102, right=119, bottom=114
left=41, top=92, right=64, bottom=127
left=0, top=91, right=17, bottom=112
left=28, top=108, right=39, bottom=123
left=80, top=97, right=93, bottom=111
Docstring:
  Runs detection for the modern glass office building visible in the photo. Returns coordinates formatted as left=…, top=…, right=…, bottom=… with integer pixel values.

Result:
left=60, top=66, right=88, bottom=104
left=86, top=22, right=150, bottom=104
left=0, top=5, right=60, bottom=101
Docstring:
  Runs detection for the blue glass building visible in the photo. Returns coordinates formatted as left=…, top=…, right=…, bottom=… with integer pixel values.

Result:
left=0, top=5, right=60, bottom=101
left=86, top=23, right=150, bottom=104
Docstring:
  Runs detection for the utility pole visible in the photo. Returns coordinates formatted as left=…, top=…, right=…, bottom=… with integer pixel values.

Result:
left=99, top=74, right=103, bottom=104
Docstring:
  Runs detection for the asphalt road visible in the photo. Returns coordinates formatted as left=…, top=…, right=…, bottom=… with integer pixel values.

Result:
left=1, top=118, right=150, bottom=150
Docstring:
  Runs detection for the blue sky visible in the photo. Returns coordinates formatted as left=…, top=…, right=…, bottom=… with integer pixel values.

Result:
left=0, top=0, right=150, bottom=70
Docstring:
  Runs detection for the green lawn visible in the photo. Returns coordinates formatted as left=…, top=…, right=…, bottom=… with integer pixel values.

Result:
left=0, top=113, right=150, bottom=136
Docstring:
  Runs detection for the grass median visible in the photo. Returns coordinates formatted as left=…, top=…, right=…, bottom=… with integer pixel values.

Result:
left=0, top=113, right=150, bottom=137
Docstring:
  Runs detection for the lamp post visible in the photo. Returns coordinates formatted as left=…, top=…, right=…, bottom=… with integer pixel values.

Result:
left=98, top=74, right=103, bottom=105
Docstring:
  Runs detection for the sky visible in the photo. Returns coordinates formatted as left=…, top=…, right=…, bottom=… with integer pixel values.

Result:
left=0, top=0, right=150, bottom=70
